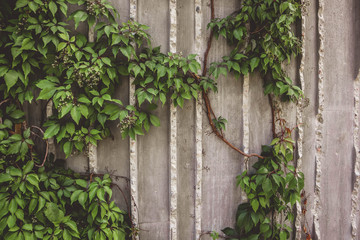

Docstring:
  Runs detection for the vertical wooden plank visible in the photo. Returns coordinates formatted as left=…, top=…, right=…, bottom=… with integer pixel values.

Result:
left=317, top=0, right=356, bottom=239
left=299, top=0, right=318, bottom=236
left=201, top=1, right=243, bottom=237
left=94, top=0, right=131, bottom=217
left=137, top=0, right=170, bottom=239
left=174, top=0, right=197, bottom=239
left=64, top=4, right=90, bottom=173
left=248, top=72, right=272, bottom=165
left=173, top=11, right=199, bottom=238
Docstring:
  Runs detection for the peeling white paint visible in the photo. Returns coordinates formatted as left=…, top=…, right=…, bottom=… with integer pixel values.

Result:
left=194, top=1, right=203, bottom=239
left=241, top=74, right=250, bottom=202
left=313, top=1, right=325, bottom=238
left=87, top=24, right=98, bottom=174
left=351, top=69, right=360, bottom=239
left=169, top=1, right=178, bottom=238
left=129, top=1, right=139, bottom=239
left=295, top=3, right=306, bottom=239
left=88, top=144, right=98, bottom=172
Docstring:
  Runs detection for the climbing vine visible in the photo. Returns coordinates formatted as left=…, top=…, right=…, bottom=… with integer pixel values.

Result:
left=0, top=0, right=306, bottom=239
left=201, top=0, right=307, bottom=239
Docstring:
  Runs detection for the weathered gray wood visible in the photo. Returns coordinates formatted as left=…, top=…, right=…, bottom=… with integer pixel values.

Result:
left=40, top=1, right=360, bottom=239
left=137, top=0, right=170, bottom=239
left=317, top=0, right=356, bottom=239
left=300, top=0, right=318, bottom=236
left=176, top=0, right=196, bottom=239
left=200, top=1, right=244, bottom=238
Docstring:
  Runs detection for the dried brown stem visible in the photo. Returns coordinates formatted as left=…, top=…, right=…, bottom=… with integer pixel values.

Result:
left=203, top=92, right=263, bottom=159
left=0, top=98, right=9, bottom=106
left=200, top=0, right=263, bottom=159
left=30, top=126, right=49, bottom=168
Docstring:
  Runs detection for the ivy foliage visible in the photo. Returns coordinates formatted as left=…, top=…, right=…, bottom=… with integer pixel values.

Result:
left=0, top=0, right=306, bottom=239
left=0, top=0, right=211, bottom=158
left=0, top=106, right=127, bottom=239
left=219, top=121, right=304, bottom=240
left=205, top=0, right=305, bottom=239
left=208, top=0, right=302, bottom=101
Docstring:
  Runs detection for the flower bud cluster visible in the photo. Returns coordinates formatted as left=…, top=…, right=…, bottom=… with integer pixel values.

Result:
left=57, top=92, right=74, bottom=112
left=86, top=0, right=106, bottom=16
left=118, top=114, right=137, bottom=133
left=76, top=67, right=101, bottom=88
left=52, top=51, right=72, bottom=68
left=15, top=17, right=27, bottom=34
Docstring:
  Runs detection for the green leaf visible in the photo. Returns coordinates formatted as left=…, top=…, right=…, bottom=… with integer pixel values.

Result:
left=233, top=28, right=243, bottom=40
left=29, top=199, right=37, bottom=214
left=72, top=11, right=88, bottom=29
left=49, top=1, right=58, bottom=16
left=250, top=57, right=260, bottom=72
left=21, top=38, right=35, bottom=50
left=262, top=178, right=272, bottom=194
left=102, top=57, right=112, bottom=66
left=4, top=70, right=19, bottom=91
left=9, top=110, right=24, bottom=119
left=157, top=65, right=166, bottom=80
left=251, top=199, right=259, bottom=212
left=66, top=122, right=75, bottom=135
left=159, top=93, right=166, bottom=105
left=149, top=115, right=160, bottom=127
left=7, top=215, right=16, bottom=228
left=44, top=124, right=60, bottom=139
left=75, top=179, right=87, bottom=188
left=15, top=0, right=28, bottom=9
left=37, top=88, right=57, bottom=100
left=9, top=199, right=17, bottom=214
left=28, top=2, right=39, bottom=12
left=9, top=168, right=22, bottom=177
left=280, top=2, right=289, bottom=13
left=26, top=174, right=39, bottom=188
left=78, top=192, right=87, bottom=208
left=70, top=190, right=82, bottom=204
left=71, top=106, right=81, bottom=124
left=60, top=104, right=73, bottom=118
left=20, top=162, right=32, bottom=176
left=79, top=105, right=89, bottom=118
left=63, top=141, right=73, bottom=157
left=63, top=228, right=72, bottom=240
left=279, top=231, right=287, bottom=240
left=0, top=173, right=12, bottom=183
left=44, top=203, right=64, bottom=224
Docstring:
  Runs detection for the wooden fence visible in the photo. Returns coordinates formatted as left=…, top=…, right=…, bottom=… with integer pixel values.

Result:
left=33, top=0, right=360, bottom=239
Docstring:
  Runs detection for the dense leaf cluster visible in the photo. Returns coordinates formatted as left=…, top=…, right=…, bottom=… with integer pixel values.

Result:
left=217, top=120, right=304, bottom=240
left=208, top=0, right=302, bottom=101
left=205, top=0, right=305, bottom=239
left=0, top=0, right=305, bottom=239
left=0, top=0, right=210, bottom=158
left=0, top=104, right=127, bottom=239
